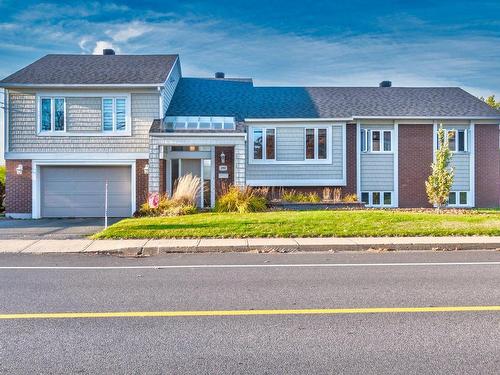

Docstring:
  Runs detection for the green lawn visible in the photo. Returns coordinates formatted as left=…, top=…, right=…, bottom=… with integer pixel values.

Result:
left=93, top=209, right=500, bottom=239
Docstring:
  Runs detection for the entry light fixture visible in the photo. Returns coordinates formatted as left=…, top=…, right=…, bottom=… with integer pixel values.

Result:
left=143, top=164, right=150, bottom=175
left=16, top=164, right=23, bottom=175
left=220, top=152, right=225, bottom=164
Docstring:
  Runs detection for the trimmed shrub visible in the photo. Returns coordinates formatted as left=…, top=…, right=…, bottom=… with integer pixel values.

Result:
left=342, top=193, right=358, bottom=203
left=215, top=186, right=267, bottom=213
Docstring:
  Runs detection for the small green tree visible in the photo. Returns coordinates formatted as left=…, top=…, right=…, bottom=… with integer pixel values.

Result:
left=480, top=94, right=500, bottom=109
left=425, top=125, right=455, bottom=210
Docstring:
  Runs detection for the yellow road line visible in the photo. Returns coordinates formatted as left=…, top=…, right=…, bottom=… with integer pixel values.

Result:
left=1, top=306, right=500, bottom=319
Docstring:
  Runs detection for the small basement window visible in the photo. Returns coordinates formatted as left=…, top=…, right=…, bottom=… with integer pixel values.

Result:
left=361, top=191, right=393, bottom=207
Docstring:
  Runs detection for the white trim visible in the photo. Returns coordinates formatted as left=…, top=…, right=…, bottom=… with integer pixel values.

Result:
left=199, top=158, right=204, bottom=209
left=38, top=97, right=67, bottom=134
left=244, top=116, right=500, bottom=122
left=4, top=88, right=9, bottom=154
left=361, top=191, right=394, bottom=207
left=151, top=132, right=245, bottom=138
left=342, top=123, right=347, bottom=186
left=360, top=128, right=394, bottom=153
left=166, top=151, right=211, bottom=159
left=101, top=96, right=131, bottom=135
left=247, top=124, right=336, bottom=165
left=246, top=179, right=346, bottom=187
left=31, top=160, right=136, bottom=219
left=5, top=152, right=148, bottom=160
left=469, top=122, right=475, bottom=207
left=0, top=83, right=165, bottom=89
left=356, top=121, right=361, bottom=200
left=248, top=126, right=277, bottom=163
left=432, top=121, right=438, bottom=163
left=393, top=122, right=399, bottom=207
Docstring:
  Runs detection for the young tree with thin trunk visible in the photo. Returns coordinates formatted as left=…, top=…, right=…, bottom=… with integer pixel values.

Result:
left=425, top=125, right=455, bottom=210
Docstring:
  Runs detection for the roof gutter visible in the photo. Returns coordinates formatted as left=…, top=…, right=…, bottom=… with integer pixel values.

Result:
left=244, top=116, right=500, bottom=122
left=0, top=83, right=165, bottom=89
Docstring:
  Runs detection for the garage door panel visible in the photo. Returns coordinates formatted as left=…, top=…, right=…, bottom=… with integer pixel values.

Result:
left=41, top=166, right=132, bottom=218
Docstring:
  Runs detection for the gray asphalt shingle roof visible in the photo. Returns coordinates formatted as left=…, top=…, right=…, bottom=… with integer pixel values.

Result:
left=167, top=78, right=500, bottom=119
left=0, top=54, right=178, bottom=85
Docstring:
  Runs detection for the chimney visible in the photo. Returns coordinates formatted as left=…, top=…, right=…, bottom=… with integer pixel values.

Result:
left=103, top=49, right=115, bottom=55
left=379, top=80, right=392, bottom=87
left=215, top=72, right=225, bottom=79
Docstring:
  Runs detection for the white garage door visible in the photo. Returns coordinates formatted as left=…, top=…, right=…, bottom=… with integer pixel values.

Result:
left=41, top=166, right=132, bottom=218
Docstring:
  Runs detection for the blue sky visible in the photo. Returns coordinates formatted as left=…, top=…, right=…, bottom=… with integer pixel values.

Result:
left=0, top=0, right=499, bottom=97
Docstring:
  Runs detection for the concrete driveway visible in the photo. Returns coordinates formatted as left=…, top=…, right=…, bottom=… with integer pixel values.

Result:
left=0, top=217, right=123, bottom=240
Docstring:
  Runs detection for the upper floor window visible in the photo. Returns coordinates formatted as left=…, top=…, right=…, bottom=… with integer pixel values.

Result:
left=360, top=129, right=392, bottom=152
left=40, top=97, right=65, bottom=132
left=102, top=98, right=127, bottom=132
left=438, top=129, right=467, bottom=152
left=252, top=128, right=276, bottom=161
left=305, top=128, right=328, bottom=160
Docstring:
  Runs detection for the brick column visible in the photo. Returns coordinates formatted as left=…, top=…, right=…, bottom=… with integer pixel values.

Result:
left=136, top=159, right=148, bottom=211
left=475, top=124, right=500, bottom=207
left=5, top=160, right=32, bottom=217
left=215, top=146, right=234, bottom=197
left=398, top=124, right=433, bottom=208
left=345, top=123, right=357, bottom=195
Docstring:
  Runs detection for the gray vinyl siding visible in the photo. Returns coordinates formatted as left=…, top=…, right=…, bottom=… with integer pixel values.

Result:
left=8, top=90, right=159, bottom=153
left=450, top=153, right=470, bottom=191
left=360, top=153, right=394, bottom=191
left=66, top=97, right=102, bottom=132
left=161, top=58, right=181, bottom=116
left=246, top=125, right=344, bottom=182
left=276, top=127, right=304, bottom=161
left=441, top=125, right=471, bottom=192
left=359, top=124, right=395, bottom=192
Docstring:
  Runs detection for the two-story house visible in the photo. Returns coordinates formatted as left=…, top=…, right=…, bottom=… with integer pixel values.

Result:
left=1, top=50, right=500, bottom=218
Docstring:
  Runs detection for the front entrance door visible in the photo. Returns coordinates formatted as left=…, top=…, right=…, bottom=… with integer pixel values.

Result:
left=170, top=158, right=213, bottom=208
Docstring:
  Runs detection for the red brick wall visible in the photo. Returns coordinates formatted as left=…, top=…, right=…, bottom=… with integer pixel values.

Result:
left=159, top=159, right=166, bottom=194
left=215, top=146, right=234, bottom=197
left=398, top=124, right=433, bottom=208
left=5, top=160, right=32, bottom=214
left=135, top=159, right=148, bottom=211
left=475, top=124, right=500, bottom=207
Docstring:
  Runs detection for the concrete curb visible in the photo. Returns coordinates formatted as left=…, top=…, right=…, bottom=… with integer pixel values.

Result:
left=2, top=236, right=500, bottom=256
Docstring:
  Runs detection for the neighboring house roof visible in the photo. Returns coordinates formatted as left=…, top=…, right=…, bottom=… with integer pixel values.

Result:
left=0, top=54, right=178, bottom=86
left=167, top=78, right=500, bottom=120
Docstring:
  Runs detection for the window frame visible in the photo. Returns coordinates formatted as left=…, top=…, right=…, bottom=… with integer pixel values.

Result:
left=102, top=97, right=129, bottom=133
left=38, top=97, right=66, bottom=133
left=437, top=128, right=468, bottom=153
left=447, top=191, right=469, bottom=207
left=304, top=126, right=331, bottom=161
left=360, top=128, right=393, bottom=153
left=250, top=127, right=276, bottom=162
left=361, top=191, right=393, bottom=207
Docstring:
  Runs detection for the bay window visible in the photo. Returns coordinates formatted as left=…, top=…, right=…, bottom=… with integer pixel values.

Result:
left=40, top=97, right=65, bottom=132
left=102, top=97, right=127, bottom=132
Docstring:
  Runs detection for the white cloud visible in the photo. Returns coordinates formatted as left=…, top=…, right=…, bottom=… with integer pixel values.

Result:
left=106, top=21, right=152, bottom=42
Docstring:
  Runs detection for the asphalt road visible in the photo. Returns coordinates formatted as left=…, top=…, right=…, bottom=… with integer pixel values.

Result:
left=1, top=251, right=499, bottom=374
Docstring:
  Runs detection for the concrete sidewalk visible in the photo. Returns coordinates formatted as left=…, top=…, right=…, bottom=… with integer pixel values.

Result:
left=1, top=236, right=500, bottom=255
